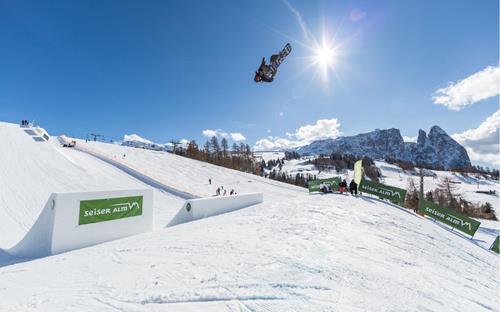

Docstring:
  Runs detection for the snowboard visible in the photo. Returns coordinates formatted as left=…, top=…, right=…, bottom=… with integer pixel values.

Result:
left=269, top=43, right=292, bottom=74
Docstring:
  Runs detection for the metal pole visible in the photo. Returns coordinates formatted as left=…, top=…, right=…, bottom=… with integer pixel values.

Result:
left=419, top=167, right=424, bottom=213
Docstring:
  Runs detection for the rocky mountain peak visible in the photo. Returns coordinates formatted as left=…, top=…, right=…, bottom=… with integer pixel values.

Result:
left=297, top=125, right=472, bottom=169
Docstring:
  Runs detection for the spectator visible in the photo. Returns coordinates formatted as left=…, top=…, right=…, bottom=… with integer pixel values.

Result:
left=349, top=180, right=358, bottom=195
left=216, top=187, right=221, bottom=196
left=209, top=178, right=212, bottom=185
left=339, top=179, right=347, bottom=194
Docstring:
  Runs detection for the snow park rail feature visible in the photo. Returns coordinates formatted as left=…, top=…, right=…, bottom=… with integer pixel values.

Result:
left=4, top=189, right=153, bottom=258
left=168, top=193, right=264, bottom=227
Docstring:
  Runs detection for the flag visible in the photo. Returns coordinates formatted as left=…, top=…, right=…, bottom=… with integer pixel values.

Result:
left=354, top=160, right=363, bottom=185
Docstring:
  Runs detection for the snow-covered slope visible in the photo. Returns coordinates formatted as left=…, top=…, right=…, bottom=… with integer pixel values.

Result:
left=261, top=154, right=499, bottom=214
left=0, top=122, right=181, bottom=248
left=0, top=125, right=498, bottom=311
left=375, top=161, right=500, bottom=212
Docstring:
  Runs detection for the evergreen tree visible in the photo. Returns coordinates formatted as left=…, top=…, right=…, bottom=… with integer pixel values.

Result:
left=186, top=140, right=199, bottom=159
left=221, top=137, right=229, bottom=158
left=210, top=136, right=220, bottom=159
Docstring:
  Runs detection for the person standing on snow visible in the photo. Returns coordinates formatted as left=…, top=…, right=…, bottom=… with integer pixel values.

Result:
left=349, top=180, right=358, bottom=195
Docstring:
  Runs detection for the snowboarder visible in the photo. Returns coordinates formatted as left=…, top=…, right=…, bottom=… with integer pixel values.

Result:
left=254, top=43, right=292, bottom=83
left=349, top=180, right=358, bottom=195
left=254, top=56, right=277, bottom=82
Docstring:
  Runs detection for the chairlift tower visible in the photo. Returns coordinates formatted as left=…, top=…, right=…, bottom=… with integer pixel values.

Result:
left=169, top=140, right=181, bottom=153
left=90, top=133, right=101, bottom=142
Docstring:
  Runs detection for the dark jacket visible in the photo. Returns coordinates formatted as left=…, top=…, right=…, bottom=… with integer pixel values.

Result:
left=254, top=57, right=275, bottom=82
left=349, top=181, right=358, bottom=190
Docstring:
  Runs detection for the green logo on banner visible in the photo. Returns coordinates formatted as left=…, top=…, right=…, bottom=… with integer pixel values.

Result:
left=421, top=200, right=481, bottom=237
left=308, top=177, right=341, bottom=192
left=358, top=179, right=407, bottom=205
left=489, top=236, right=499, bottom=253
left=79, top=196, right=143, bottom=225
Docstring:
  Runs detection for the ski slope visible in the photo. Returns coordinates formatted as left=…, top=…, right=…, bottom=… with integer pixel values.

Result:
left=0, top=122, right=182, bottom=249
left=0, top=123, right=499, bottom=311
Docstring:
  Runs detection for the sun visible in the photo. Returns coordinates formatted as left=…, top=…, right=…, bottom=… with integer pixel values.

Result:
left=314, top=45, right=335, bottom=66
left=310, top=40, right=337, bottom=82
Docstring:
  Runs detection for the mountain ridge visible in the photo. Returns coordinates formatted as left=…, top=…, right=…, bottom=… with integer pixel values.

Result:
left=297, top=125, right=471, bottom=169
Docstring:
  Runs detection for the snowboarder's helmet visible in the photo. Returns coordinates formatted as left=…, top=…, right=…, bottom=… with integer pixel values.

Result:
left=254, top=73, right=261, bottom=82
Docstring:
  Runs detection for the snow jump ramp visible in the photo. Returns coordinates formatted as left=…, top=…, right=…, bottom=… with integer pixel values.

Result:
left=5, top=189, right=153, bottom=258
left=168, top=193, right=264, bottom=227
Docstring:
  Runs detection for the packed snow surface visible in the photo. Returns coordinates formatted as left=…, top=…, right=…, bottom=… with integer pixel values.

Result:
left=0, top=123, right=498, bottom=311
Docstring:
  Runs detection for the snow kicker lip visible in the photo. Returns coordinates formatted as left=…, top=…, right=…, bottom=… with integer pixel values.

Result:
left=2, top=189, right=153, bottom=260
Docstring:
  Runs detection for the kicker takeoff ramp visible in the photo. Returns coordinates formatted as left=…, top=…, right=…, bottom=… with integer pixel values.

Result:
left=5, top=189, right=153, bottom=258
left=168, top=193, right=263, bottom=227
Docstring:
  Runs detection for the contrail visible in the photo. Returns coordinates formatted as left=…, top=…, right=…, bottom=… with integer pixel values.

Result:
left=282, top=0, right=310, bottom=41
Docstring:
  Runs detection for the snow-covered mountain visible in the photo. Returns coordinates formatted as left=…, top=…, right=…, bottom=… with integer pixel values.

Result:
left=297, top=126, right=471, bottom=169
left=121, top=133, right=169, bottom=151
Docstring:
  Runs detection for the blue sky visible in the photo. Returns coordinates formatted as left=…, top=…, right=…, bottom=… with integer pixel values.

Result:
left=0, top=0, right=498, bottom=167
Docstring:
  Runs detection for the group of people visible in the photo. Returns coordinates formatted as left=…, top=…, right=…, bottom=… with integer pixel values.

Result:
left=20, top=119, right=30, bottom=127
left=215, top=185, right=237, bottom=196
left=320, top=179, right=358, bottom=195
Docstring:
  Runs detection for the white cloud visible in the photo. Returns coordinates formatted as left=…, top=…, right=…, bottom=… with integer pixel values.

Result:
left=254, top=138, right=304, bottom=151
left=403, top=136, right=417, bottom=143
left=433, top=66, right=500, bottom=111
left=254, top=118, right=342, bottom=151
left=123, top=134, right=152, bottom=144
left=294, top=119, right=341, bottom=141
left=202, top=129, right=246, bottom=142
left=452, top=110, right=500, bottom=167
left=230, top=132, right=246, bottom=142
left=282, top=0, right=310, bottom=41
left=202, top=129, right=218, bottom=138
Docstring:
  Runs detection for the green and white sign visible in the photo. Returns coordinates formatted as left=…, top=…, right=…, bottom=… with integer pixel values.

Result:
left=490, top=236, right=499, bottom=254
left=79, top=196, right=143, bottom=225
left=308, top=177, right=341, bottom=192
left=420, top=200, right=480, bottom=237
left=358, top=179, right=407, bottom=205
